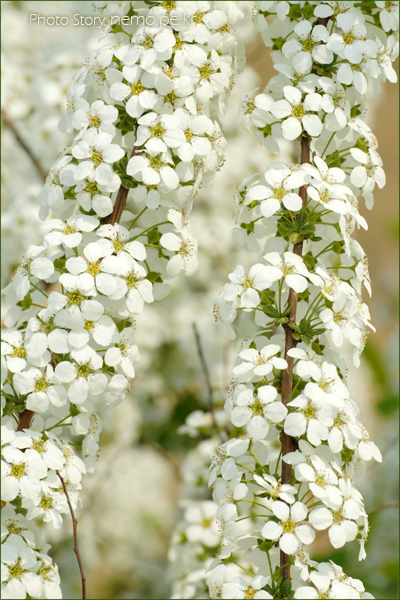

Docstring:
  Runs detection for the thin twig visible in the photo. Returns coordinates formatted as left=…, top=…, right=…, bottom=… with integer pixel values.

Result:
left=107, top=146, right=138, bottom=225
left=192, top=323, right=224, bottom=441
left=56, top=471, right=86, bottom=599
left=279, top=136, right=310, bottom=583
left=367, top=500, right=399, bottom=516
left=2, top=109, right=47, bottom=181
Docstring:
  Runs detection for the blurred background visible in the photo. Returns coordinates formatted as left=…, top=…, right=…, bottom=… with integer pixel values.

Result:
left=1, top=2, right=398, bottom=598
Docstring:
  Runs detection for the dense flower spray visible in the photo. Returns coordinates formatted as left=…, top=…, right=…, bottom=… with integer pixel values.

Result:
left=206, top=1, right=398, bottom=599
left=1, top=2, right=244, bottom=597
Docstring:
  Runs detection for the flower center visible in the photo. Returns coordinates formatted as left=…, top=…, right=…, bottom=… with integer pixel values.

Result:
left=292, top=103, right=305, bottom=119
left=251, top=400, right=265, bottom=416
left=302, top=36, right=316, bottom=52
left=242, top=276, right=254, bottom=290
left=185, top=129, right=193, bottom=141
left=113, top=238, right=124, bottom=252
left=273, top=186, right=285, bottom=201
left=282, top=264, right=295, bottom=276
left=282, top=519, right=296, bottom=533
left=84, top=181, right=100, bottom=196
left=87, top=262, right=100, bottom=277
left=66, top=290, right=85, bottom=306
left=333, top=414, right=345, bottom=427
left=91, top=150, right=103, bottom=166
left=142, top=35, right=154, bottom=49
left=34, top=376, right=50, bottom=392
left=10, top=463, right=26, bottom=479
left=165, top=91, right=177, bottom=104
left=64, top=223, right=77, bottom=235
left=162, top=1, right=176, bottom=12
left=84, top=320, right=94, bottom=331
left=199, top=62, right=214, bottom=79
left=303, top=402, right=316, bottom=419
left=126, top=271, right=141, bottom=289
left=193, top=11, right=204, bottom=24
left=8, top=559, right=24, bottom=580
left=150, top=123, right=166, bottom=138
left=6, top=521, right=25, bottom=536
left=39, top=495, right=53, bottom=510
left=149, top=155, right=164, bottom=171
left=131, top=82, right=144, bottom=95
left=32, top=439, right=46, bottom=454
left=13, top=345, right=26, bottom=359
left=245, top=587, right=256, bottom=599
left=76, top=361, right=95, bottom=379
left=332, top=511, right=343, bottom=524
left=90, top=115, right=101, bottom=128
left=343, top=30, right=357, bottom=45
left=333, top=312, right=346, bottom=323
left=315, top=476, right=326, bottom=488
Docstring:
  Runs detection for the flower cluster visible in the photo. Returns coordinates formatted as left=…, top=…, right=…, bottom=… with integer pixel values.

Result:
left=1, top=2, right=244, bottom=597
left=210, top=1, right=398, bottom=598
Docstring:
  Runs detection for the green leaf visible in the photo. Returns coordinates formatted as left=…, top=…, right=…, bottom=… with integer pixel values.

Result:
left=146, top=271, right=163, bottom=284
left=21, top=295, right=32, bottom=310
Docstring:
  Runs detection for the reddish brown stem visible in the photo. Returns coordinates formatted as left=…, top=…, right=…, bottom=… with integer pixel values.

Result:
left=279, top=136, right=311, bottom=584
left=57, top=471, right=86, bottom=599
left=107, top=146, right=137, bottom=225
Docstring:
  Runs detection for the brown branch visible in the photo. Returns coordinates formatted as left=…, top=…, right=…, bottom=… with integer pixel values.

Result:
left=16, top=409, right=36, bottom=432
left=192, top=323, right=225, bottom=442
left=279, top=136, right=311, bottom=584
left=56, top=471, right=86, bottom=599
left=367, top=500, right=399, bottom=516
left=1, top=109, right=47, bottom=181
left=107, top=146, right=137, bottom=225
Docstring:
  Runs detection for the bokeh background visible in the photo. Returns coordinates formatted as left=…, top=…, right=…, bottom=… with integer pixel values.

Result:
left=1, top=2, right=399, bottom=598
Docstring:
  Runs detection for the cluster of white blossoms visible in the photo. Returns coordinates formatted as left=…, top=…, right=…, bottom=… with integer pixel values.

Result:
left=210, top=1, right=398, bottom=599
left=1, top=2, right=245, bottom=597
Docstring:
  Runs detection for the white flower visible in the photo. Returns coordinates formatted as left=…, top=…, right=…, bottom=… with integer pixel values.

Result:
left=96, top=223, right=147, bottom=262
left=231, top=385, right=287, bottom=439
left=61, top=241, right=117, bottom=297
left=160, top=229, right=198, bottom=276
left=174, top=108, right=214, bottom=162
left=43, top=215, right=99, bottom=249
left=1, top=535, right=38, bottom=599
left=246, top=168, right=308, bottom=217
left=105, top=327, right=140, bottom=378
left=72, top=131, right=124, bottom=185
left=222, top=574, right=272, bottom=599
left=1, top=446, right=47, bottom=502
left=110, top=65, right=158, bottom=118
left=75, top=176, right=120, bottom=218
left=350, top=147, right=385, bottom=195
left=101, top=252, right=154, bottom=314
left=271, top=86, right=322, bottom=141
left=283, top=21, right=332, bottom=73
left=253, top=473, right=298, bottom=504
left=375, top=1, right=399, bottom=32
left=127, top=149, right=179, bottom=190
left=225, top=263, right=277, bottom=309
left=319, top=293, right=361, bottom=348
left=284, top=392, right=333, bottom=446
left=2, top=331, right=29, bottom=373
left=233, top=344, right=287, bottom=378
left=13, top=366, right=67, bottom=413
left=71, top=99, right=118, bottom=136
left=9, top=245, right=54, bottom=301
left=309, top=499, right=360, bottom=548
left=135, top=111, right=186, bottom=153
left=261, top=501, right=315, bottom=554
left=183, top=500, right=220, bottom=547
left=295, top=456, right=341, bottom=505
left=124, top=27, right=176, bottom=70
left=263, top=251, right=322, bottom=293
left=327, top=17, right=375, bottom=64
left=54, top=346, right=107, bottom=404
